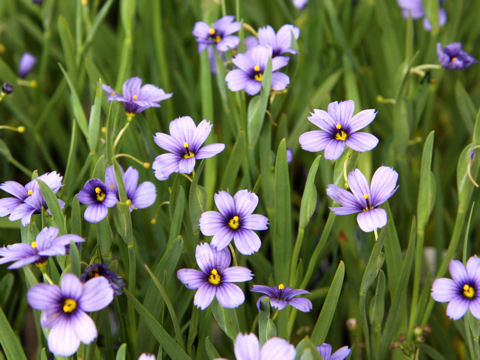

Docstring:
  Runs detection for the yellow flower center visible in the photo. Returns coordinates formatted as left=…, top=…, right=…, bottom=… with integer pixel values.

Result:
left=95, top=186, right=106, bottom=202
left=278, top=283, right=285, bottom=290
left=31, top=241, right=37, bottom=249
left=133, top=95, right=138, bottom=100
left=253, top=65, right=263, bottom=82
left=27, top=189, right=33, bottom=195
left=208, top=269, right=221, bottom=285
left=463, top=284, right=476, bottom=299
left=361, top=194, right=374, bottom=212
left=63, top=298, right=77, bottom=313
left=228, top=215, right=240, bottom=230
left=183, top=142, right=195, bottom=159
left=208, top=28, right=215, bottom=36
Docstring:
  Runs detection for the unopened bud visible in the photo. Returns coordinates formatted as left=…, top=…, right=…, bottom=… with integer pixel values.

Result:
left=17, top=126, right=25, bottom=133
left=2, top=82, right=14, bottom=94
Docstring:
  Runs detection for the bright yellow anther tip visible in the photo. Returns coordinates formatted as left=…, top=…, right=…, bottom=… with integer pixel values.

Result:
left=101, top=126, right=107, bottom=133
left=278, top=283, right=285, bottom=290
left=183, top=142, right=189, bottom=148
left=126, top=199, right=132, bottom=207
left=150, top=218, right=157, bottom=225
left=27, top=189, right=33, bottom=195
left=17, top=126, right=25, bottom=133
left=95, top=187, right=102, bottom=194
left=208, top=28, right=215, bottom=35
left=336, top=124, right=342, bottom=129
left=143, top=162, right=151, bottom=169
left=363, top=194, right=369, bottom=199
left=31, top=241, right=37, bottom=249
left=254, top=65, right=261, bottom=72
left=132, top=95, right=138, bottom=100
left=212, top=269, right=218, bottom=275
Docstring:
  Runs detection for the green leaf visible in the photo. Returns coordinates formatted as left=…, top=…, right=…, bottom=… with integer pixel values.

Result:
left=0, top=306, right=28, bottom=360
left=299, top=155, right=321, bottom=228
left=310, top=261, right=345, bottom=344
left=69, top=239, right=81, bottom=277
left=205, top=337, right=221, bottom=359
left=220, top=130, right=246, bottom=190
left=295, top=338, right=323, bottom=360
left=417, top=131, right=436, bottom=230
left=37, top=179, right=66, bottom=234
left=57, top=15, right=76, bottom=75
left=115, top=344, right=127, bottom=360
left=88, top=79, right=103, bottom=153
left=211, top=300, right=240, bottom=341
left=258, top=297, right=277, bottom=344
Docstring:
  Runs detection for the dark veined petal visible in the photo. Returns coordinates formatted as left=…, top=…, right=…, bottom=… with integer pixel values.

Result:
left=217, top=36, right=240, bottom=52
left=242, top=214, right=269, bottom=231
left=178, top=157, right=196, bottom=174
left=41, top=308, right=62, bottom=328
left=48, top=316, right=81, bottom=357
left=210, top=226, right=235, bottom=250
left=272, top=56, right=289, bottom=71
left=270, top=72, right=289, bottom=91
left=152, top=153, right=180, bottom=181
left=234, top=333, right=261, bottom=360
left=27, top=283, right=61, bottom=310
left=213, top=15, right=235, bottom=31
left=131, top=181, right=156, bottom=209
left=269, top=298, right=288, bottom=310
left=83, top=204, right=108, bottom=223
left=244, top=80, right=262, bottom=96
left=250, top=285, right=278, bottom=297
left=326, top=184, right=360, bottom=210
left=79, top=276, right=114, bottom=312
left=61, top=274, right=83, bottom=300
left=214, top=191, right=235, bottom=216
left=222, top=266, right=253, bottom=282
left=299, top=130, right=331, bottom=152
left=469, top=298, right=480, bottom=320
left=199, top=211, right=226, bottom=236
left=260, top=337, right=296, bottom=360
left=226, top=69, right=250, bottom=92
left=336, top=100, right=355, bottom=127
left=177, top=269, right=205, bottom=289
left=36, top=226, right=59, bottom=250
left=122, top=77, right=142, bottom=100
left=234, top=190, right=259, bottom=217
left=0, top=181, right=27, bottom=199
left=123, top=167, right=139, bottom=198
left=431, top=278, right=458, bottom=302
left=190, top=120, right=213, bottom=150
left=232, top=53, right=254, bottom=72
left=446, top=297, right=469, bottom=320
left=195, top=243, right=217, bottom=273
left=102, top=191, right=118, bottom=208
left=356, top=208, right=387, bottom=232
left=257, top=26, right=276, bottom=48
left=216, top=282, right=245, bottom=308
left=169, top=116, right=196, bottom=144
left=139, top=84, right=172, bottom=103
left=330, top=346, right=351, bottom=360
left=196, top=143, right=225, bottom=159
left=287, top=297, right=312, bottom=312
left=316, top=344, right=332, bottom=360
left=249, top=46, right=272, bottom=69
left=70, top=310, right=98, bottom=344
left=104, top=165, right=118, bottom=193
left=370, top=166, right=398, bottom=206
left=0, top=197, right=23, bottom=217
left=233, top=229, right=261, bottom=255
left=308, top=109, right=336, bottom=131
left=449, top=259, right=468, bottom=284
left=154, top=132, right=182, bottom=153
left=7, top=256, right=41, bottom=269
left=345, top=132, right=378, bottom=153
left=194, top=284, right=216, bottom=310
left=9, top=203, right=36, bottom=226
left=324, top=139, right=346, bottom=160
left=348, top=109, right=377, bottom=132
left=347, top=169, right=371, bottom=206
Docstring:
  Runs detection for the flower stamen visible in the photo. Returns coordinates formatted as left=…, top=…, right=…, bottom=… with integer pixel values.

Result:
left=62, top=298, right=77, bottom=313
left=278, top=283, right=285, bottom=290
left=228, top=215, right=240, bottom=230
left=253, top=65, right=263, bottom=82
left=27, top=189, right=33, bottom=195
left=463, top=284, right=476, bottom=299
left=208, top=268, right=221, bottom=285
left=95, top=187, right=106, bottom=202
left=183, top=142, right=195, bottom=159
left=31, top=241, right=37, bottom=249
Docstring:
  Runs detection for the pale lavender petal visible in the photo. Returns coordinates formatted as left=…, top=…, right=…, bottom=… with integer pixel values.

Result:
left=193, top=21, right=210, bottom=39
left=102, top=191, right=118, bottom=208
left=216, top=282, right=245, bottom=308
left=0, top=197, right=22, bottom=216
left=178, top=157, right=196, bottom=174
left=104, top=165, right=117, bottom=192
left=234, top=333, right=260, bottom=360
left=449, top=260, right=468, bottom=284
left=329, top=206, right=360, bottom=216
left=7, top=256, right=40, bottom=269
left=195, top=243, right=217, bottom=272
left=37, top=171, right=63, bottom=193
left=194, top=284, right=216, bottom=310
left=234, top=190, right=258, bottom=217
left=191, top=120, right=213, bottom=149
left=84, top=204, right=108, bottom=223
left=337, top=100, right=355, bottom=127
left=214, top=247, right=232, bottom=271
left=214, top=15, right=235, bottom=31
left=153, top=153, right=180, bottom=181
left=77, top=189, right=94, bottom=205
left=132, top=181, right=156, bottom=209
left=48, top=317, right=81, bottom=357
left=217, top=36, right=240, bottom=52
left=154, top=132, right=182, bottom=153
left=196, top=143, right=225, bottom=159
left=308, top=109, right=336, bottom=131
left=214, top=191, right=235, bottom=216
left=210, top=226, right=234, bottom=250
left=324, top=140, right=346, bottom=160
left=347, top=169, right=371, bottom=205
left=299, top=130, right=331, bottom=152
left=258, top=26, right=276, bottom=48
left=331, top=346, right=351, bottom=360
left=250, top=285, right=277, bottom=296
left=446, top=297, right=469, bottom=320
left=27, top=284, right=61, bottom=310
left=250, top=46, right=272, bottom=69
left=232, top=53, right=254, bottom=72
left=169, top=116, right=196, bottom=143
left=177, top=269, right=205, bottom=289
left=345, top=132, right=379, bottom=153
left=370, top=166, right=398, bottom=206
left=0, top=181, right=27, bottom=199
left=349, top=109, right=377, bottom=132
left=269, top=298, right=288, bottom=310
left=277, top=24, right=300, bottom=44
left=438, top=8, right=447, bottom=27
left=233, top=229, right=261, bottom=255
left=123, top=167, right=139, bottom=197
left=317, top=344, right=333, bottom=360
left=79, top=276, right=114, bottom=312
left=41, top=308, right=61, bottom=328
left=223, top=20, right=241, bottom=35
left=226, top=70, right=250, bottom=92
left=356, top=208, right=387, bottom=232
left=287, top=297, right=312, bottom=312
left=199, top=211, right=226, bottom=236
left=139, top=84, right=172, bottom=103
left=245, top=80, right=262, bottom=96
left=123, top=77, right=142, bottom=99
left=71, top=310, right=97, bottom=344
left=242, top=214, right=269, bottom=230
left=9, top=204, right=35, bottom=225
left=35, top=227, right=59, bottom=251
left=272, top=57, right=289, bottom=71
left=61, top=274, right=83, bottom=299
left=469, top=299, right=480, bottom=320
left=466, top=256, right=480, bottom=278
left=222, top=267, right=253, bottom=282
left=244, top=36, right=259, bottom=51
left=271, top=72, right=289, bottom=91
left=326, top=184, right=360, bottom=210
left=261, top=337, right=296, bottom=360
left=431, top=278, right=457, bottom=302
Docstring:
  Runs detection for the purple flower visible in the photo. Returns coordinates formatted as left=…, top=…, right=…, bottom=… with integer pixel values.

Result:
left=299, top=100, right=379, bottom=161
left=286, top=147, right=294, bottom=163
left=177, top=243, right=253, bottom=310
left=104, top=165, right=156, bottom=211
left=326, top=166, right=399, bottom=232
left=293, top=0, right=308, bottom=9
left=0, top=171, right=64, bottom=226
left=225, top=46, right=290, bottom=96
left=102, top=77, right=172, bottom=116
left=27, top=273, right=114, bottom=357
left=199, top=190, right=269, bottom=255
left=18, top=53, right=37, bottom=78
left=152, top=116, right=225, bottom=181
left=397, top=0, right=446, bottom=31
left=314, top=344, right=351, bottom=360
left=0, top=227, right=84, bottom=269
left=80, top=263, right=125, bottom=296
left=437, top=42, right=478, bottom=70
left=138, top=354, right=155, bottom=360
left=76, top=179, right=118, bottom=223
left=251, top=284, right=312, bottom=312
left=232, top=333, right=295, bottom=360
left=245, top=25, right=300, bottom=57
left=431, top=257, right=480, bottom=320
left=193, top=15, right=241, bottom=53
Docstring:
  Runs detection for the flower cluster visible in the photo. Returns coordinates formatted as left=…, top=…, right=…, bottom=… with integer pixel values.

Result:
left=397, top=0, right=446, bottom=31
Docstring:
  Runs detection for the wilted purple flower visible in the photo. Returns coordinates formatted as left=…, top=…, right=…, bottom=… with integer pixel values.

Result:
left=152, top=116, right=225, bottom=181
left=437, top=42, right=478, bottom=70
left=251, top=284, right=312, bottom=312
left=231, top=333, right=295, bottom=360
left=1, top=82, right=14, bottom=95
left=299, top=100, right=379, bottom=161
left=102, top=77, right=172, bottom=117
left=397, top=0, right=446, bottom=31
left=327, top=166, right=399, bottom=232
left=0, top=227, right=84, bottom=269
left=245, top=25, right=300, bottom=57
left=314, top=344, right=351, bottom=360
left=199, top=190, right=269, bottom=255
left=293, top=0, right=308, bottom=9
left=18, top=53, right=37, bottom=78
left=27, top=273, right=114, bottom=357
left=0, top=171, right=64, bottom=226
left=225, top=46, right=290, bottom=96
left=77, top=179, right=118, bottom=223
left=193, top=15, right=241, bottom=53
left=138, top=354, right=155, bottom=360
left=81, top=263, right=125, bottom=296
left=177, top=243, right=253, bottom=310
left=431, top=257, right=480, bottom=320
left=104, top=165, right=156, bottom=211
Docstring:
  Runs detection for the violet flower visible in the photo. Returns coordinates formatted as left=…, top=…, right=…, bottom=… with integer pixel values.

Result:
left=251, top=284, right=312, bottom=312
left=299, top=100, right=378, bottom=161
left=293, top=0, right=308, bottom=9
left=177, top=243, right=253, bottom=310
left=138, top=354, right=156, bottom=360
left=0, top=171, right=64, bottom=226
left=18, top=53, right=37, bottom=78
left=104, top=165, right=156, bottom=211
left=27, top=273, right=114, bottom=357
left=225, top=46, right=290, bottom=96
left=199, top=190, right=269, bottom=255
left=102, top=77, right=172, bottom=117
left=245, top=25, right=300, bottom=57
left=81, top=263, right=125, bottom=296
left=231, top=333, right=295, bottom=360
left=314, top=344, right=351, bottom=360
left=437, top=42, right=478, bottom=70
left=326, top=166, right=399, bottom=233
left=2, top=82, right=14, bottom=95
left=431, top=257, right=480, bottom=320
left=397, top=0, right=446, bottom=31
left=193, top=15, right=240, bottom=53
left=152, top=116, right=225, bottom=181
left=0, top=226, right=84, bottom=269
left=77, top=179, right=118, bottom=223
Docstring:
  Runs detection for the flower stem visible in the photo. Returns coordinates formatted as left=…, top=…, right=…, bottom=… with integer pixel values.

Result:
left=113, top=115, right=134, bottom=150
left=228, top=243, right=238, bottom=266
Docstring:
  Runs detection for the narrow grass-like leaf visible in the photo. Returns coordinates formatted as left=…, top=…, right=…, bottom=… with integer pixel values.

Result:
left=0, top=306, right=28, bottom=360
left=220, top=130, right=246, bottom=190
left=37, top=179, right=66, bottom=234
left=69, top=239, right=81, bottom=277
left=211, top=301, right=240, bottom=341
left=295, top=338, right=323, bottom=360
left=57, top=15, right=76, bottom=76
left=258, top=297, right=276, bottom=344
left=205, top=337, right=221, bottom=359
left=115, top=343, right=127, bottom=360
left=88, top=78, right=103, bottom=153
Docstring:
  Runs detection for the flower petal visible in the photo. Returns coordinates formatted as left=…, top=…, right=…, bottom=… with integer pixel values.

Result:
left=331, top=346, right=351, bottom=360
left=370, top=166, right=398, bottom=206
left=217, top=36, right=240, bottom=52
left=234, top=333, right=260, bottom=360
left=27, top=283, right=61, bottom=310
left=153, top=153, right=180, bottom=181
left=233, top=229, right=261, bottom=255
left=61, top=274, right=83, bottom=299
left=216, top=282, right=245, bottom=308
left=196, top=143, right=225, bottom=160
left=449, top=259, right=468, bottom=284
left=287, top=297, right=312, bottom=312
left=345, top=132, right=379, bottom=153
left=326, top=184, right=360, bottom=210
left=169, top=116, right=196, bottom=144
left=226, top=69, right=250, bottom=92
left=0, top=197, right=22, bottom=217
left=191, top=120, right=213, bottom=150
left=347, top=169, right=370, bottom=206
left=308, top=109, right=336, bottom=131
left=123, top=77, right=142, bottom=100
left=154, top=132, right=182, bottom=153
left=234, top=190, right=259, bottom=217
left=194, top=284, right=216, bottom=310
left=222, top=266, right=253, bottom=282
left=210, top=226, right=235, bottom=250
left=132, top=181, right=156, bottom=209
left=469, top=299, right=480, bottom=320
left=299, top=130, right=331, bottom=152
left=356, top=208, right=387, bottom=232
left=177, top=269, right=205, bottom=289
left=242, top=214, right=269, bottom=231
left=83, top=204, right=108, bottom=223
left=260, top=337, right=296, bottom=360
left=0, top=181, right=27, bottom=199
left=349, top=109, right=377, bottom=132
left=324, top=140, right=346, bottom=160
left=431, top=278, right=458, bottom=302
left=337, top=100, right=355, bottom=127
left=79, top=276, right=114, bottom=312
left=270, top=72, right=289, bottom=91
left=245, top=80, right=262, bottom=96
left=446, top=297, right=469, bottom=320
left=48, top=316, right=81, bottom=357
left=214, top=191, right=235, bottom=216
left=199, top=211, right=226, bottom=236
left=71, top=310, right=97, bottom=344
